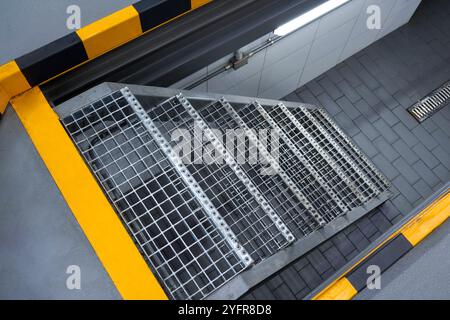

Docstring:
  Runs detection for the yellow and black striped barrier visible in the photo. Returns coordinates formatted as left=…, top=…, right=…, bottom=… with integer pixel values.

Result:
left=0, top=0, right=212, bottom=114
left=313, top=189, right=450, bottom=300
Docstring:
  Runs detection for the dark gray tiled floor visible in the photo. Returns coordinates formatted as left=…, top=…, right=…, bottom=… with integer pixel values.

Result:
left=242, top=0, right=450, bottom=300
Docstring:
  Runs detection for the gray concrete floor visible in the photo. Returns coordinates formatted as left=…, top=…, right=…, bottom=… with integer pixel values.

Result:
left=0, top=108, right=120, bottom=299
left=0, top=0, right=139, bottom=299
left=356, top=220, right=450, bottom=300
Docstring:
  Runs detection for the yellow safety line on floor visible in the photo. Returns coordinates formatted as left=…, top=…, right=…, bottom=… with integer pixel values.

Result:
left=191, top=0, right=212, bottom=9
left=11, top=87, right=168, bottom=300
left=402, top=192, right=450, bottom=246
left=314, top=277, right=357, bottom=300
left=312, top=187, right=449, bottom=300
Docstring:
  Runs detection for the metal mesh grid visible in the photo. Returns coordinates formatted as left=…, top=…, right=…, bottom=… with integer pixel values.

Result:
left=236, top=103, right=343, bottom=222
left=145, top=96, right=291, bottom=262
left=308, top=109, right=390, bottom=193
left=266, top=106, right=355, bottom=210
left=62, top=90, right=247, bottom=300
left=294, top=108, right=378, bottom=200
left=60, top=85, right=390, bottom=300
left=293, top=107, right=377, bottom=201
left=197, top=100, right=319, bottom=238
left=267, top=105, right=362, bottom=209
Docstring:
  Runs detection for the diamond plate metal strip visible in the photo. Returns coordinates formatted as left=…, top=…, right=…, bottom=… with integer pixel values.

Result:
left=221, top=98, right=326, bottom=226
left=121, top=87, right=254, bottom=267
left=254, top=101, right=348, bottom=215
left=177, top=94, right=296, bottom=244
left=317, top=108, right=391, bottom=189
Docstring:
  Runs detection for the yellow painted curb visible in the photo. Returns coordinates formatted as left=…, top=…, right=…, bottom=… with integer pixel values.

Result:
left=11, top=87, right=168, bottom=300
left=191, top=0, right=212, bottom=9
left=77, top=6, right=142, bottom=59
left=0, top=61, right=31, bottom=113
left=314, top=278, right=357, bottom=300
left=402, top=192, right=450, bottom=246
left=0, top=1, right=213, bottom=106
left=312, top=188, right=449, bottom=300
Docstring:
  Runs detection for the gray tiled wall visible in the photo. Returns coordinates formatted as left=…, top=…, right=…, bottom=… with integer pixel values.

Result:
left=171, top=0, right=423, bottom=100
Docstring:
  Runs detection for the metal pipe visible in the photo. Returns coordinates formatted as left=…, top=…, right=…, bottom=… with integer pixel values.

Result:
left=183, top=35, right=283, bottom=90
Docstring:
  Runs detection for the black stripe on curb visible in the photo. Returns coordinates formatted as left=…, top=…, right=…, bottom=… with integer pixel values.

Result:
left=346, top=234, right=413, bottom=292
left=16, top=32, right=88, bottom=87
left=133, top=0, right=191, bottom=32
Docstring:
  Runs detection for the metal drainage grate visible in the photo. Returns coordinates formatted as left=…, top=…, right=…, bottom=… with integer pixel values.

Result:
left=61, top=86, right=390, bottom=299
left=408, top=81, right=450, bottom=122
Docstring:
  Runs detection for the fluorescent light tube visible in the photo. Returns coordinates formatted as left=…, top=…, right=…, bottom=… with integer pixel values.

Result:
left=274, top=0, right=351, bottom=36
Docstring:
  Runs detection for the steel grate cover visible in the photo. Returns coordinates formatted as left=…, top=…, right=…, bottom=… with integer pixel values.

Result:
left=408, top=80, right=450, bottom=122
left=61, top=86, right=390, bottom=299
left=236, top=103, right=345, bottom=223
left=197, top=99, right=322, bottom=238
left=144, top=95, right=293, bottom=262
left=62, top=89, right=250, bottom=300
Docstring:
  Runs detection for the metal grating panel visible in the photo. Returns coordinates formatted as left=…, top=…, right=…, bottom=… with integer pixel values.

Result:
left=145, top=95, right=292, bottom=262
left=60, top=86, right=390, bottom=299
left=296, top=107, right=377, bottom=202
left=282, top=104, right=370, bottom=205
left=408, top=80, right=450, bottom=122
left=236, top=102, right=345, bottom=223
left=308, top=108, right=390, bottom=193
left=62, top=89, right=249, bottom=300
left=267, top=104, right=360, bottom=211
left=197, top=99, right=322, bottom=238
